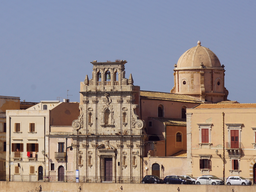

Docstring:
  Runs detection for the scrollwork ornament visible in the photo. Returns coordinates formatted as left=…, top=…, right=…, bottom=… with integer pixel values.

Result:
left=72, top=119, right=81, bottom=130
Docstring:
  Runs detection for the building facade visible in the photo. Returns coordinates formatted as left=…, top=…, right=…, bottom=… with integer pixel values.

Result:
left=187, top=103, right=256, bottom=183
left=6, top=100, right=79, bottom=181
left=71, top=60, right=144, bottom=183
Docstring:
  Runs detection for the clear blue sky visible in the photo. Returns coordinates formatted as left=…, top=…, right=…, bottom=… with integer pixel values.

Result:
left=1, top=1, right=255, bottom=103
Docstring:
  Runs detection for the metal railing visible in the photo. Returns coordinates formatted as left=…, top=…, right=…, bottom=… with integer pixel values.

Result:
left=8, top=175, right=142, bottom=183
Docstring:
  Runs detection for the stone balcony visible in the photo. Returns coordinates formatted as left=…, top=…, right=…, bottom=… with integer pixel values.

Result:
left=55, top=152, right=66, bottom=161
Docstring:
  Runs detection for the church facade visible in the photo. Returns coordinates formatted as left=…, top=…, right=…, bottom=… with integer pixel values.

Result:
left=71, top=60, right=144, bottom=183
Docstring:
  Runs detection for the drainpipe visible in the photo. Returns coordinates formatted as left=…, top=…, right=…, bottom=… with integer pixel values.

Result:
left=164, top=122, right=166, bottom=156
left=222, top=112, right=225, bottom=183
left=9, top=117, right=11, bottom=181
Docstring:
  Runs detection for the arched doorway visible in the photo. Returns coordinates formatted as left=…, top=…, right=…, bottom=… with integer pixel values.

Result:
left=152, top=163, right=160, bottom=178
left=58, top=166, right=64, bottom=181
left=38, top=166, right=43, bottom=181
left=253, top=164, right=256, bottom=184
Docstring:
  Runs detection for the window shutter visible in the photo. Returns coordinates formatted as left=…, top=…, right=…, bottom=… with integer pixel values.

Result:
left=30, top=166, right=34, bottom=174
left=232, top=160, right=234, bottom=170
left=20, top=144, right=23, bottom=152
left=12, top=143, right=15, bottom=152
left=200, top=159, right=203, bottom=169
left=35, top=144, right=38, bottom=152
left=202, top=129, right=209, bottom=143
left=208, top=160, right=212, bottom=170
left=15, top=166, right=19, bottom=174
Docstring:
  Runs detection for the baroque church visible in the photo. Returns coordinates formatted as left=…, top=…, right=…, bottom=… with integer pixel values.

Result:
left=71, top=60, right=144, bottom=182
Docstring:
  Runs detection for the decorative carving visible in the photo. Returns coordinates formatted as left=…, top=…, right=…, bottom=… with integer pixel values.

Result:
left=127, top=144, right=134, bottom=148
left=117, top=144, right=124, bottom=148
left=103, top=93, right=112, bottom=106
left=72, top=120, right=80, bottom=130
left=88, top=107, right=93, bottom=111
left=92, top=99, right=99, bottom=104
left=122, top=107, right=128, bottom=111
left=131, top=104, right=144, bottom=130
left=82, top=144, right=89, bottom=148
left=117, top=99, right=123, bottom=103
left=91, top=144, right=98, bottom=148
left=126, top=99, right=133, bottom=103
left=83, top=99, right=89, bottom=104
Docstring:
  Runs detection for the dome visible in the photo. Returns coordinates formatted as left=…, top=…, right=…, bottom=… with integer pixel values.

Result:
left=176, top=41, right=221, bottom=68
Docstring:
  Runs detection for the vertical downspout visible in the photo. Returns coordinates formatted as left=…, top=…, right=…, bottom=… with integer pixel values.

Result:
left=44, top=116, right=46, bottom=181
left=222, top=112, right=225, bottom=183
left=9, top=117, right=11, bottom=181
left=164, top=122, right=166, bottom=156
left=66, top=137, right=68, bottom=182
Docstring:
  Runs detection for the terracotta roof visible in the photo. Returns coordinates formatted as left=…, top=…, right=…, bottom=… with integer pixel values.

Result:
left=195, top=103, right=256, bottom=109
left=140, top=91, right=202, bottom=103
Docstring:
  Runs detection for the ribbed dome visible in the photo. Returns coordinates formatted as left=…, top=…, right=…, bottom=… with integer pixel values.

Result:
left=177, top=41, right=221, bottom=68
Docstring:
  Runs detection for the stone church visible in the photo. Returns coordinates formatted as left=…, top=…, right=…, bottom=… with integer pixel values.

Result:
left=71, top=60, right=144, bottom=183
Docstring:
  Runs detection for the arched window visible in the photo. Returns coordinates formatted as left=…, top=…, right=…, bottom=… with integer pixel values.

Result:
left=97, top=72, right=101, bottom=81
left=176, top=132, right=182, bottom=142
left=105, top=71, right=111, bottom=81
left=182, top=106, right=186, bottom=119
left=158, top=105, right=164, bottom=117
left=104, top=109, right=110, bottom=125
left=113, top=71, right=117, bottom=81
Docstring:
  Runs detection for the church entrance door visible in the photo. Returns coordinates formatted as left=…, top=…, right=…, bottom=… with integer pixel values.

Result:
left=104, top=158, right=112, bottom=181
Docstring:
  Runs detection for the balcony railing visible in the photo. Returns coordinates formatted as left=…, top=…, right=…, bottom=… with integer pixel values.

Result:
left=13, top=152, right=22, bottom=161
left=226, top=142, right=243, bottom=157
left=27, top=152, right=37, bottom=161
left=55, top=152, right=66, bottom=161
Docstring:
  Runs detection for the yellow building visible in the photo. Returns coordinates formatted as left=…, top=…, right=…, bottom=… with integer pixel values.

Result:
left=187, top=103, right=256, bottom=183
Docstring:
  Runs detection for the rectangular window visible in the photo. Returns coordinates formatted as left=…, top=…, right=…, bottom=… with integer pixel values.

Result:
left=232, top=159, right=239, bottom=170
left=30, top=166, right=35, bottom=174
left=201, top=129, right=209, bottom=143
left=4, top=142, right=6, bottom=152
left=15, top=166, right=19, bottom=174
left=27, top=143, right=38, bottom=152
left=58, top=142, right=64, bottom=152
left=29, top=123, right=35, bottom=132
left=51, top=163, right=54, bottom=171
left=231, top=130, right=239, bottom=148
left=3, top=123, right=6, bottom=132
left=12, top=143, right=23, bottom=152
left=15, top=123, right=20, bottom=132
left=200, top=159, right=211, bottom=169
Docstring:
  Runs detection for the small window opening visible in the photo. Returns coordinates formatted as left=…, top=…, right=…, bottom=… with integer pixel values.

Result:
left=176, top=132, right=182, bottom=142
left=105, top=71, right=111, bottom=81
